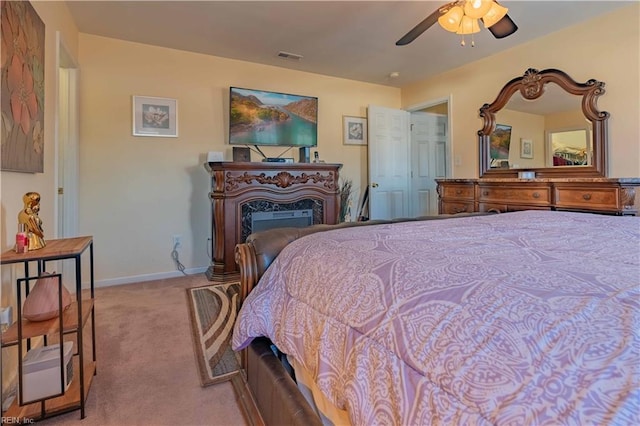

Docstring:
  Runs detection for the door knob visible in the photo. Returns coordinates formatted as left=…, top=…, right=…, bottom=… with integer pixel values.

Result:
left=371, top=183, right=379, bottom=188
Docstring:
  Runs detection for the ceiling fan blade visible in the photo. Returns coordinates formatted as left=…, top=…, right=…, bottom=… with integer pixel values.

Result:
left=486, top=14, right=518, bottom=39
left=395, top=5, right=449, bottom=46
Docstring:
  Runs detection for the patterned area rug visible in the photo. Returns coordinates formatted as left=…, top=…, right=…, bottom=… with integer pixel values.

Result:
left=186, top=282, right=242, bottom=386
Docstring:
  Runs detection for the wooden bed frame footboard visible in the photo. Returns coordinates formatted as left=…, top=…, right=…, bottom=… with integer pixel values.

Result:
left=244, top=337, right=323, bottom=426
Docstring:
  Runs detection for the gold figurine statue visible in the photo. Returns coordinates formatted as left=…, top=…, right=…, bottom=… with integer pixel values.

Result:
left=18, top=192, right=46, bottom=250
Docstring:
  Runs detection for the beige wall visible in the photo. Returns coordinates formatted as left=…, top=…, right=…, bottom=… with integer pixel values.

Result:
left=0, top=0, right=79, bottom=401
left=3, top=3, right=639, bottom=288
left=401, top=3, right=640, bottom=179
left=77, top=34, right=399, bottom=284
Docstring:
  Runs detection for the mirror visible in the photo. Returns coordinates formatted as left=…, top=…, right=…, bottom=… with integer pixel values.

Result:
left=478, top=68, right=609, bottom=178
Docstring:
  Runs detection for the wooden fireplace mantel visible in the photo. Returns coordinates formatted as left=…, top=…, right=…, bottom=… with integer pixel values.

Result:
left=204, top=161, right=342, bottom=281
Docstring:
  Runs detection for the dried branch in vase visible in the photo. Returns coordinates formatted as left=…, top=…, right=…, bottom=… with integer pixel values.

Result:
left=339, top=179, right=353, bottom=222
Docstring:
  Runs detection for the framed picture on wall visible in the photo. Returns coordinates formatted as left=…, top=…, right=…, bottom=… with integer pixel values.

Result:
left=520, top=138, right=533, bottom=159
left=1, top=0, right=45, bottom=172
left=132, top=96, right=178, bottom=137
left=343, top=116, right=367, bottom=145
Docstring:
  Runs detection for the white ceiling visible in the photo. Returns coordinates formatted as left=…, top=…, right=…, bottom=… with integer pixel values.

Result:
left=65, top=1, right=631, bottom=88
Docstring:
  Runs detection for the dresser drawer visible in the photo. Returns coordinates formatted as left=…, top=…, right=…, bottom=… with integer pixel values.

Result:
left=479, top=203, right=550, bottom=213
left=478, top=203, right=507, bottom=213
left=478, top=185, right=551, bottom=206
left=554, top=186, right=620, bottom=210
left=440, top=184, right=475, bottom=200
left=440, top=201, right=474, bottom=215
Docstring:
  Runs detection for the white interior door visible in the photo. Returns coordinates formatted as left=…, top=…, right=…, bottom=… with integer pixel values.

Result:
left=367, top=105, right=410, bottom=220
left=410, top=112, right=448, bottom=216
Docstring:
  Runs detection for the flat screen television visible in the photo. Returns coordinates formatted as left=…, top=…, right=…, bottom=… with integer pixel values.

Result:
left=229, top=87, right=318, bottom=147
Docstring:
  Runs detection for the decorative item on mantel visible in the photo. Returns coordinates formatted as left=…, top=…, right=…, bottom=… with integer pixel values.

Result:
left=18, top=191, right=46, bottom=250
left=22, top=272, right=72, bottom=322
left=339, top=178, right=353, bottom=222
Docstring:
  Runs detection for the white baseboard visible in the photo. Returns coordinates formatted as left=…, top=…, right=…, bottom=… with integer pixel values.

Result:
left=95, top=267, right=208, bottom=288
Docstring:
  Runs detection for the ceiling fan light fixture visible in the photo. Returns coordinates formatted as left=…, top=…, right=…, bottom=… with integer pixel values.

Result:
left=456, top=15, right=481, bottom=35
left=482, top=1, right=508, bottom=28
left=463, top=0, right=493, bottom=19
left=395, top=0, right=517, bottom=47
left=438, top=5, right=464, bottom=33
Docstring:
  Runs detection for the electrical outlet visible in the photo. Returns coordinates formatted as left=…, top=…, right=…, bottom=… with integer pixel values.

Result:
left=1, top=306, right=13, bottom=327
left=172, top=235, right=182, bottom=249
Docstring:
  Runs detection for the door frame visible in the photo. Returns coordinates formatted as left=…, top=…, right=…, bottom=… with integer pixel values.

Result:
left=406, top=95, right=453, bottom=179
left=365, top=97, right=452, bottom=219
left=405, top=96, right=453, bottom=215
left=54, top=31, right=80, bottom=239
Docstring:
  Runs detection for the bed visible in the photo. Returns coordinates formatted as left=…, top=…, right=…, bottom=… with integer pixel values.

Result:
left=232, top=210, right=639, bottom=425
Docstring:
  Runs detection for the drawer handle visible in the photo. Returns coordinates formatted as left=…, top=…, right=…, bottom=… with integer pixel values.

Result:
left=455, top=189, right=462, bottom=195
left=482, top=191, right=489, bottom=196
left=455, top=206, right=468, bottom=213
left=582, top=193, right=592, bottom=200
left=532, top=192, right=540, bottom=199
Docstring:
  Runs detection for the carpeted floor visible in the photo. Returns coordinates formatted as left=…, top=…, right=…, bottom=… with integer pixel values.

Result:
left=37, top=274, right=249, bottom=426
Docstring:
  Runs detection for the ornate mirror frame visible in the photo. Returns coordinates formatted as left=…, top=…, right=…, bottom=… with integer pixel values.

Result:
left=478, top=68, right=609, bottom=178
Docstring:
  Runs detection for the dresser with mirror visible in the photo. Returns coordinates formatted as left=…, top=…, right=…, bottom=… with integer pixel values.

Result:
left=437, top=68, right=640, bottom=216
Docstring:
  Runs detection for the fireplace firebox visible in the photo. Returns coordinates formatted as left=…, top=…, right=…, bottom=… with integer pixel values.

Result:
left=251, top=209, right=313, bottom=234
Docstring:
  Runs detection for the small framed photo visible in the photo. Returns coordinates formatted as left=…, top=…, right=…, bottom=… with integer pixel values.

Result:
left=132, top=96, right=178, bottom=137
left=343, top=116, right=367, bottom=145
left=232, top=146, right=251, bottom=162
left=520, top=138, right=533, bottom=159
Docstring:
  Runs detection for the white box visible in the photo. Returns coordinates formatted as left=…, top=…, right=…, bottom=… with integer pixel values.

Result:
left=207, top=151, right=224, bottom=162
left=22, top=341, right=73, bottom=401
left=518, top=171, right=536, bottom=179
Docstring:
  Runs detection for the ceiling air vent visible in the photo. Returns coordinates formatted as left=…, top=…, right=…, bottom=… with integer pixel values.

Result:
left=277, top=51, right=303, bottom=61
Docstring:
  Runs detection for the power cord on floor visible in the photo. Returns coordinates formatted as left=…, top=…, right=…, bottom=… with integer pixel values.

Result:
left=171, top=242, right=187, bottom=275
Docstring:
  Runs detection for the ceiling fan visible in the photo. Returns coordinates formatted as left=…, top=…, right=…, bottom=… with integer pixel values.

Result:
left=396, top=0, right=518, bottom=46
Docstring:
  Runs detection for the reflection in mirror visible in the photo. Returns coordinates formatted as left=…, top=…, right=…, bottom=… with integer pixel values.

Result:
left=492, top=83, right=590, bottom=169
left=547, top=127, right=591, bottom=167
left=489, top=124, right=511, bottom=168
left=479, top=68, right=609, bottom=178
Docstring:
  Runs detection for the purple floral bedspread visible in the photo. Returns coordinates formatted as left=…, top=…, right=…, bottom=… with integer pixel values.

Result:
left=232, top=211, right=640, bottom=425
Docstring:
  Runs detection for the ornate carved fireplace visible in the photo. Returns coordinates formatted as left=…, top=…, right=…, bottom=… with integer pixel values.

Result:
left=204, top=161, right=342, bottom=281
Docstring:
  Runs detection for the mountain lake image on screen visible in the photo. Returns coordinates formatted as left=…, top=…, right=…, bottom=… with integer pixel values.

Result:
left=229, top=87, right=318, bottom=147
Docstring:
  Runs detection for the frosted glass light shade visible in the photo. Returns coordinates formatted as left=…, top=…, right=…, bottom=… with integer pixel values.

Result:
left=438, top=6, right=464, bottom=33
left=482, top=1, right=508, bottom=28
left=464, top=0, right=493, bottom=19
left=457, top=16, right=481, bottom=35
